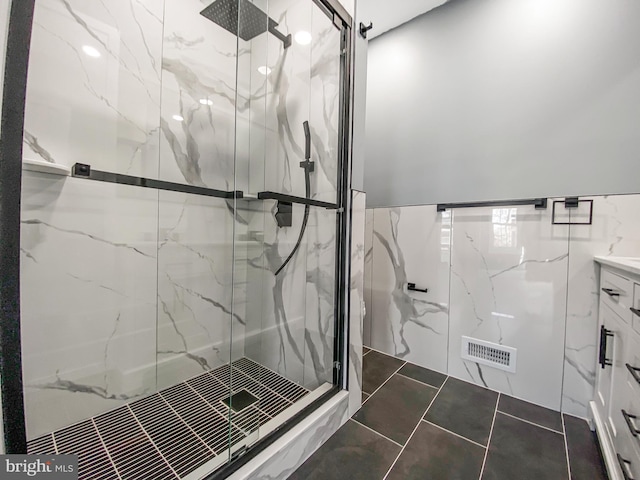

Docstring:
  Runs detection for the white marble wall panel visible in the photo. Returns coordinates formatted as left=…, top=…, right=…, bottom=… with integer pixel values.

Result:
left=20, top=171, right=159, bottom=439
left=159, top=0, right=241, bottom=189
left=370, top=206, right=451, bottom=373
left=448, top=203, right=569, bottom=411
left=562, top=194, right=640, bottom=418
left=243, top=201, right=309, bottom=385
left=156, top=191, right=241, bottom=390
left=24, top=0, right=163, bottom=178
left=303, top=207, right=337, bottom=390
left=348, top=191, right=365, bottom=416
left=363, top=208, right=373, bottom=347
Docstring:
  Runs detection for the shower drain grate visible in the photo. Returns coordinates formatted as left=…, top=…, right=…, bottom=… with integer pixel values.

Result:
left=27, top=358, right=309, bottom=480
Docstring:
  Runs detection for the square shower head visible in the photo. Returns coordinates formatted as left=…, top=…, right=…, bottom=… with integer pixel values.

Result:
left=200, top=0, right=276, bottom=42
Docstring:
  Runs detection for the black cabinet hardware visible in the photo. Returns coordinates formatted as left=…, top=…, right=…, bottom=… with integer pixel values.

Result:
left=602, top=288, right=621, bottom=297
left=599, top=326, right=614, bottom=368
left=631, top=308, right=640, bottom=318
left=407, top=283, right=428, bottom=293
left=622, top=410, right=640, bottom=437
left=618, top=454, right=634, bottom=480
left=627, top=364, right=640, bottom=386
left=437, top=198, right=547, bottom=212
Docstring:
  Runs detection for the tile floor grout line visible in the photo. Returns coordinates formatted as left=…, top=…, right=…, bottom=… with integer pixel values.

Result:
left=363, top=349, right=371, bottom=356
left=126, top=404, right=181, bottom=479
left=349, top=418, right=403, bottom=448
left=478, top=392, right=500, bottom=480
left=361, top=361, right=407, bottom=404
left=421, top=419, right=487, bottom=449
left=395, top=372, right=442, bottom=390
left=90, top=418, right=123, bottom=480
left=561, top=414, right=572, bottom=480
left=497, top=410, right=565, bottom=435
left=381, top=376, right=450, bottom=480
left=362, top=346, right=447, bottom=379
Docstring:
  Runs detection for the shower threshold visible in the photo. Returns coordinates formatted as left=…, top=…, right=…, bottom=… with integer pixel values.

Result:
left=27, top=357, right=325, bottom=480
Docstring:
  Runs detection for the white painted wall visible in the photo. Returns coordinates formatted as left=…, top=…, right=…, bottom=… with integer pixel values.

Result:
left=365, top=0, right=640, bottom=208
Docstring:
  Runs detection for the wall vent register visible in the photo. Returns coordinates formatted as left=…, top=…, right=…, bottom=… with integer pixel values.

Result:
left=461, top=336, right=517, bottom=373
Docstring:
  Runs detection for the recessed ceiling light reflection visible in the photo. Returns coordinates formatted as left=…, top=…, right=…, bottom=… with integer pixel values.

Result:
left=258, top=65, right=272, bottom=76
left=172, top=114, right=184, bottom=122
left=294, top=31, right=312, bottom=46
left=82, top=45, right=101, bottom=58
left=199, top=98, right=213, bottom=106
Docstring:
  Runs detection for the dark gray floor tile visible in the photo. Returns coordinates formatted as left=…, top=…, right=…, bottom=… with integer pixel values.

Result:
left=563, top=414, right=607, bottom=480
left=425, top=377, right=498, bottom=446
left=362, top=350, right=405, bottom=394
left=354, top=374, right=437, bottom=444
left=399, top=363, right=447, bottom=388
left=482, top=413, right=569, bottom=480
left=364, top=346, right=371, bottom=354
left=387, top=421, right=485, bottom=480
left=289, top=419, right=400, bottom=480
left=498, top=394, right=563, bottom=432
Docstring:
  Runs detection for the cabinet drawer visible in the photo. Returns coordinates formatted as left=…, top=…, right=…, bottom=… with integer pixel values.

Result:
left=602, top=269, right=633, bottom=325
left=633, top=284, right=640, bottom=336
left=625, top=333, right=640, bottom=398
left=617, top=438, right=640, bottom=480
left=618, top=383, right=640, bottom=461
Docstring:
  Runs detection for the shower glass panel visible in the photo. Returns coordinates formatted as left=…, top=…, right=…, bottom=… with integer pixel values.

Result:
left=18, top=0, right=347, bottom=477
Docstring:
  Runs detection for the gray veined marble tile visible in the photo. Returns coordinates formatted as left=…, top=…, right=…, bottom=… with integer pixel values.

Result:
left=370, top=205, right=450, bottom=374
left=20, top=172, right=159, bottom=439
left=447, top=203, right=569, bottom=411
left=24, top=0, right=164, bottom=178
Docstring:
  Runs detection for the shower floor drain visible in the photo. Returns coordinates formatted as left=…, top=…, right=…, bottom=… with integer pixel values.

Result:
left=222, top=389, right=259, bottom=412
left=27, top=358, right=309, bottom=479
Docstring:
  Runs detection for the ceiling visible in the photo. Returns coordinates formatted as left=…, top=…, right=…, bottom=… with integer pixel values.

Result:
left=357, top=0, right=448, bottom=39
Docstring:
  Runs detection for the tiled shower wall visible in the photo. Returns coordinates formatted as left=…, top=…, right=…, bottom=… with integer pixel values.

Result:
left=363, top=194, right=640, bottom=418
left=20, top=0, right=341, bottom=440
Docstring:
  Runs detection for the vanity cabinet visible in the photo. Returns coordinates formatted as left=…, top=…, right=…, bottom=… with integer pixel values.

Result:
left=593, top=257, right=640, bottom=480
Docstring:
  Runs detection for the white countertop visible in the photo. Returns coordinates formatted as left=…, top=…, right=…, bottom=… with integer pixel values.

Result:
left=595, top=256, right=640, bottom=277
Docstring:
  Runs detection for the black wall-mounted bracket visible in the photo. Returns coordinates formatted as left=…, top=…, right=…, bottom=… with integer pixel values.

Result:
left=359, top=21, right=373, bottom=38
left=407, top=283, right=428, bottom=293
left=275, top=201, right=293, bottom=228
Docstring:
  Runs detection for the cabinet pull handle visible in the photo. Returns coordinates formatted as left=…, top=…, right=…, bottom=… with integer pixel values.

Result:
left=599, top=326, right=614, bottom=368
left=631, top=308, right=640, bottom=318
left=407, top=283, right=428, bottom=293
left=618, top=454, right=635, bottom=480
left=627, top=364, right=640, bottom=386
left=622, top=410, right=640, bottom=437
left=602, top=287, right=621, bottom=297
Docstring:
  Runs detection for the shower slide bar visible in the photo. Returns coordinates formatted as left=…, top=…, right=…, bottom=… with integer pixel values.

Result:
left=71, top=163, right=243, bottom=199
left=436, top=198, right=548, bottom=212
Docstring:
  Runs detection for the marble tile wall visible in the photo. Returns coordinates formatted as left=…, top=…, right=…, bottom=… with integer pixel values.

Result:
left=363, top=194, right=640, bottom=417
left=448, top=203, right=569, bottom=411
left=349, top=191, right=365, bottom=416
left=368, top=205, right=451, bottom=374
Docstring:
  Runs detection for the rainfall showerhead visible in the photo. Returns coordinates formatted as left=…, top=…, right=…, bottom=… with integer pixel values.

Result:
left=200, top=0, right=292, bottom=48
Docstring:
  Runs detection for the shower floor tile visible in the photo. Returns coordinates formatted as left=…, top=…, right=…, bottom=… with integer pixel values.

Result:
left=27, top=357, right=309, bottom=480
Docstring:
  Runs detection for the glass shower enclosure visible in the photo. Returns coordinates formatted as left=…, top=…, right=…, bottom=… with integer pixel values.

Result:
left=15, top=0, right=352, bottom=477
